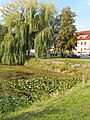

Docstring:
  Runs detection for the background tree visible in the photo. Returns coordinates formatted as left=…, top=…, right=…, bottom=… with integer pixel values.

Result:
left=55, top=6, right=77, bottom=57
left=51, top=15, right=61, bottom=55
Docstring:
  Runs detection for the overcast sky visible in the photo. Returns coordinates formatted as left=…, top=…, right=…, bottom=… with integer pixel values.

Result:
left=0, top=0, right=90, bottom=31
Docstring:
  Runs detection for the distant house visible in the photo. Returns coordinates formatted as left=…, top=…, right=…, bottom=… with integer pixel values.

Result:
left=75, top=30, right=90, bottom=53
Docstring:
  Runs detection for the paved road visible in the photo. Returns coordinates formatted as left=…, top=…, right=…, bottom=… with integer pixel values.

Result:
left=79, top=55, right=90, bottom=60
left=29, top=54, right=90, bottom=60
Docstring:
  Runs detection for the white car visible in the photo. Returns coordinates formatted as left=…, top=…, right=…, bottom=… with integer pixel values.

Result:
left=81, top=51, right=90, bottom=56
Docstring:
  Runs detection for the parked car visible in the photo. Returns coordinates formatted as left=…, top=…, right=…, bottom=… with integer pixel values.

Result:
left=80, top=51, right=90, bottom=56
left=71, top=53, right=81, bottom=58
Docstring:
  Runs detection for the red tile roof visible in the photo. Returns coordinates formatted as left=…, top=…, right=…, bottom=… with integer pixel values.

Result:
left=76, top=30, right=90, bottom=34
left=76, top=30, right=90, bottom=40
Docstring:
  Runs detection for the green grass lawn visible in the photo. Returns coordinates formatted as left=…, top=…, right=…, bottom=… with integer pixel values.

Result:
left=0, top=58, right=90, bottom=120
left=1, top=82, right=90, bottom=120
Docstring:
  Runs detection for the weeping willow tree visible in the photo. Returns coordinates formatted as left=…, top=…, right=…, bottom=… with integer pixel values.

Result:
left=0, top=0, right=56, bottom=65
left=35, top=27, right=53, bottom=58
left=35, top=2, right=56, bottom=58
left=0, top=7, right=18, bottom=65
left=0, top=32, right=17, bottom=65
left=0, top=2, right=26, bottom=65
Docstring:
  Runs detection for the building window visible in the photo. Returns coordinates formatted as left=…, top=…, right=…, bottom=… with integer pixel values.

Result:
left=84, top=48, right=86, bottom=50
left=81, top=48, right=82, bottom=51
left=84, top=42, right=86, bottom=45
left=81, top=42, right=83, bottom=45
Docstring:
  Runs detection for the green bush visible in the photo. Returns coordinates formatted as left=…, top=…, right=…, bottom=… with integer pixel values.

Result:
left=59, top=64, right=68, bottom=71
left=0, top=96, right=31, bottom=113
left=51, top=64, right=68, bottom=72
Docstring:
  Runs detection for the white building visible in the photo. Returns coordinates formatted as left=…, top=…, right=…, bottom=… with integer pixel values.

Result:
left=75, top=30, right=90, bottom=53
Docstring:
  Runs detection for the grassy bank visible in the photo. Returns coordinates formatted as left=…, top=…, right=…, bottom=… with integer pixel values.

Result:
left=1, top=82, right=90, bottom=120
left=0, top=58, right=90, bottom=120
